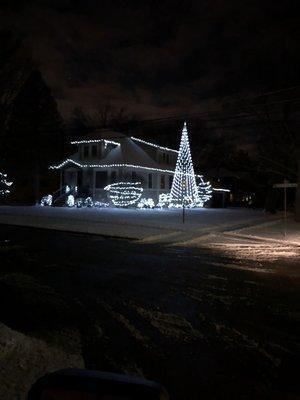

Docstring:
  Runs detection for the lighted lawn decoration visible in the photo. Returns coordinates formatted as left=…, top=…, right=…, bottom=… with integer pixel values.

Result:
left=85, top=197, right=93, bottom=207
left=137, top=198, right=155, bottom=209
left=157, top=193, right=171, bottom=208
left=40, top=194, right=53, bottom=206
left=169, top=122, right=200, bottom=208
left=198, top=181, right=212, bottom=207
left=0, top=172, right=13, bottom=195
left=67, top=194, right=75, bottom=207
left=104, top=181, right=143, bottom=207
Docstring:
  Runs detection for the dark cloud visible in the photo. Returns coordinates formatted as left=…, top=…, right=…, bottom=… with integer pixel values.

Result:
left=1, top=0, right=299, bottom=118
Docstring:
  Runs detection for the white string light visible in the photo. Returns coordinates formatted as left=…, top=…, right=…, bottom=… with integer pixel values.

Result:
left=49, top=159, right=203, bottom=179
left=212, top=188, right=230, bottom=192
left=67, top=194, right=75, bottom=207
left=40, top=194, right=52, bottom=206
left=71, top=139, right=120, bottom=147
left=131, top=137, right=179, bottom=153
left=137, top=198, right=155, bottom=209
left=169, top=122, right=200, bottom=208
left=198, top=181, right=213, bottom=207
left=50, top=135, right=230, bottom=200
left=157, top=193, right=171, bottom=208
left=94, top=201, right=109, bottom=208
left=85, top=197, right=93, bottom=207
left=0, top=172, right=13, bottom=195
left=49, top=160, right=229, bottom=193
left=104, top=181, right=143, bottom=207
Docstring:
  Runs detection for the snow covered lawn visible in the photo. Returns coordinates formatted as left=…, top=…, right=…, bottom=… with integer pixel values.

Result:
left=0, top=205, right=276, bottom=241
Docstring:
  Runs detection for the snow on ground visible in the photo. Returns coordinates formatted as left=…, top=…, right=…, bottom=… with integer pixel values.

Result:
left=227, top=217, right=300, bottom=245
left=175, top=214, right=300, bottom=261
left=0, top=205, right=279, bottom=242
left=0, top=322, right=83, bottom=400
left=203, top=242, right=300, bottom=263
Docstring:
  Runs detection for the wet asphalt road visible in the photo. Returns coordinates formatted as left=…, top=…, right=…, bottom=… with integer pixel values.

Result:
left=0, top=224, right=299, bottom=399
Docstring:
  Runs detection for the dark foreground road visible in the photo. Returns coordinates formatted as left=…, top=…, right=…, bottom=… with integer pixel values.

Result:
left=0, top=224, right=299, bottom=399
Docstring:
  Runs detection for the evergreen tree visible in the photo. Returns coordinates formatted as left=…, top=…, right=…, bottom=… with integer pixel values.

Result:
left=0, top=29, right=64, bottom=203
left=6, top=69, right=64, bottom=203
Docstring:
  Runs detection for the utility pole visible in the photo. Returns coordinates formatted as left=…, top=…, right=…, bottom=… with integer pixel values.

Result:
left=182, top=177, right=186, bottom=224
left=284, top=179, right=287, bottom=237
left=296, top=160, right=300, bottom=222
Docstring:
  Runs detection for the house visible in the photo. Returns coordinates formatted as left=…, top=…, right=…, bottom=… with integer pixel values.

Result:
left=49, top=129, right=181, bottom=203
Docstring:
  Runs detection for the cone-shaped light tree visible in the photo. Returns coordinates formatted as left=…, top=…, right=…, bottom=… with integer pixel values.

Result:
left=170, top=122, right=200, bottom=207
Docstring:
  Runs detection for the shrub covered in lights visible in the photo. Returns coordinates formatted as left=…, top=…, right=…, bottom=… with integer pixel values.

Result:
left=85, top=197, right=93, bottom=207
left=40, top=194, right=52, bottom=206
left=137, top=198, right=155, bottom=209
left=0, top=172, right=13, bottom=195
left=198, top=181, right=212, bottom=207
left=157, top=193, right=171, bottom=209
left=104, top=181, right=143, bottom=207
left=94, top=201, right=109, bottom=208
left=75, top=198, right=84, bottom=208
left=75, top=197, right=94, bottom=208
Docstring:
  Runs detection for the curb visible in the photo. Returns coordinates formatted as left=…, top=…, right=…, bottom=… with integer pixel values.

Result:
left=0, top=222, right=137, bottom=241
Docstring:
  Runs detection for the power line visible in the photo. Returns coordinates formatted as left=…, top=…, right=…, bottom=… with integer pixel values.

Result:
left=123, top=90, right=300, bottom=130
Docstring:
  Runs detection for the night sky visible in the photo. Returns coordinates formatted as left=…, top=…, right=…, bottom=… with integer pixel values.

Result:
left=0, top=0, right=299, bottom=119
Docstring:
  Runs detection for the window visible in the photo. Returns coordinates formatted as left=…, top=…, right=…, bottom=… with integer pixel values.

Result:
left=162, top=152, right=166, bottom=162
left=83, top=146, right=89, bottom=158
left=95, top=171, right=108, bottom=188
left=91, top=145, right=97, bottom=157
left=111, top=171, right=117, bottom=183
left=166, top=153, right=170, bottom=164
left=169, top=175, right=173, bottom=189
left=160, top=174, right=165, bottom=189
left=148, top=173, right=152, bottom=189
left=132, top=171, right=137, bottom=181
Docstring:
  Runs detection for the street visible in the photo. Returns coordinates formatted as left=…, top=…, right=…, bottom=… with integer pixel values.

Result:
left=0, top=224, right=299, bottom=399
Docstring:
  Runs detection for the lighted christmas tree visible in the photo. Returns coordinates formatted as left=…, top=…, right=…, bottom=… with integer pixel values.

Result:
left=170, top=122, right=200, bottom=208
left=198, top=180, right=212, bottom=207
